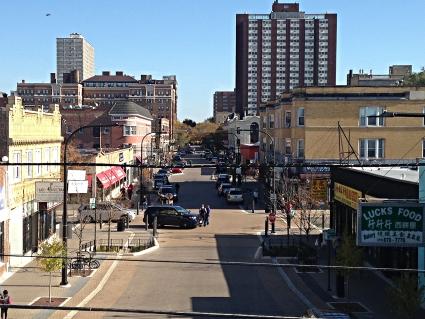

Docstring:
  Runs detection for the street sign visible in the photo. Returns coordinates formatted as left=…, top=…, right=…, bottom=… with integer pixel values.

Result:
left=89, top=197, right=96, bottom=209
left=35, top=181, right=63, bottom=202
left=323, top=228, right=336, bottom=241
left=68, top=170, right=86, bottom=181
left=357, top=201, right=425, bottom=247
left=68, top=180, right=88, bottom=194
left=270, top=193, right=276, bottom=201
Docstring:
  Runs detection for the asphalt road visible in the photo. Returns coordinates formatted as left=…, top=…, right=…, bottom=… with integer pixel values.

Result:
left=73, top=155, right=307, bottom=319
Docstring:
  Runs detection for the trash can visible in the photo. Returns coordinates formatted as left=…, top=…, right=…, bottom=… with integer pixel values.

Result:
left=117, top=218, right=126, bottom=232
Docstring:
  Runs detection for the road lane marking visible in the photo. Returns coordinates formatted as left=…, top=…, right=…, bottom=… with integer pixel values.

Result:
left=63, top=231, right=137, bottom=319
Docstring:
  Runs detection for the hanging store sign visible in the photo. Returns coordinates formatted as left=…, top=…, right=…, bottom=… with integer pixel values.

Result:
left=357, top=201, right=425, bottom=247
left=35, top=182, right=64, bottom=202
left=334, top=183, right=362, bottom=210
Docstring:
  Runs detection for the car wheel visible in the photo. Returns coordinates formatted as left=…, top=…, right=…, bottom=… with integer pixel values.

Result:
left=181, top=222, right=188, bottom=229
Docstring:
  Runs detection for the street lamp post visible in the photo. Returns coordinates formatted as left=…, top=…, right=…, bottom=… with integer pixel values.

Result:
left=61, top=123, right=120, bottom=286
left=236, top=128, right=275, bottom=212
left=139, top=132, right=167, bottom=209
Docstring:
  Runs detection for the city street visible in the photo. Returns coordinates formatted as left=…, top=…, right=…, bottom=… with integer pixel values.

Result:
left=67, top=156, right=307, bottom=318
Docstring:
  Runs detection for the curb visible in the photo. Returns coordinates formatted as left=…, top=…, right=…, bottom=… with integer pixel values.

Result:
left=123, top=237, right=159, bottom=256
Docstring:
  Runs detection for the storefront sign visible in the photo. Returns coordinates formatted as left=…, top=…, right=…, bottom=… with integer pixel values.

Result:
left=357, top=202, right=425, bottom=247
left=311, top=179, right=328, bottom=202
left=334, top=183, right=362, bottom=210
left=35, top=181, right=64, bottom=202
left=68, top=180, right=88, bottom=194
left=68, top=170, right=86, bottom=181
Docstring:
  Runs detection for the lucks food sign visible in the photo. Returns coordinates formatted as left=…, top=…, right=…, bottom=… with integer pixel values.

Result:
left=357, top=202, right=425, bottom=247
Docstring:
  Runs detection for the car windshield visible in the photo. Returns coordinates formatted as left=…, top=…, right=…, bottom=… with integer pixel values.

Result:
left=174, top=206, right=190, bottom=214
left=230, top=191, right=242, bottom=195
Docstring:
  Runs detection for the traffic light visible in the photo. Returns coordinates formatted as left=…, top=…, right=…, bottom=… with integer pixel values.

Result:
left=236, top=127, right=241, bottom=134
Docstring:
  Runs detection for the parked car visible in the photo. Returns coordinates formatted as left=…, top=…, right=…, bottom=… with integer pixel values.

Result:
left=226, top=188, right=244, bottom=203
left=158, top=185, right=178, bottom=202
left=157, top=168, right=171, bottom=176
left=173, top=155, right=182, bottom=162
left=218, top=183, right=232, bottom=196
left=78, top=202, right=136, bottom=223
left=215, top=174, right=231, bottom=188
left=143, top=205, right=198, bottom=228
left=171, top=167, right=183, bottom=174
left=154, top=174, right=169, bottom=189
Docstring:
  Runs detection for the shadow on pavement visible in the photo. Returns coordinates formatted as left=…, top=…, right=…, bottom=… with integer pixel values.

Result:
left=190, top=234, right=305, bottom=317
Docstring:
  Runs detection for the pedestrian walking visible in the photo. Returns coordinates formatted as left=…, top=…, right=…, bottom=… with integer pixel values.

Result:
left=198, top=204, right=206, bottom=226
left=127, top=183, right=134, bottom=200
left=204, top=205, right=211, bottom=226
left=120, top=185, right=126, bottom=199
left=1, top=290, right=11, bottom=319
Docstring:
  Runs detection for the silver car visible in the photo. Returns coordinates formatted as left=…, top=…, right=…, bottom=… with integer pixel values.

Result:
left=78, top=202, right=136, bottom=223
left=226, top=188, right=244, bottom=203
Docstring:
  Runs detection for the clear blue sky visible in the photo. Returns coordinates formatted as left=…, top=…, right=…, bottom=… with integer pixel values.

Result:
left=1, top=0, right=425, bottom=122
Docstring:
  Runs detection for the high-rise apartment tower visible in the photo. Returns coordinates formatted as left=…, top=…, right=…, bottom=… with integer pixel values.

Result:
left=56, top=33, right=95, bottom=84
left=236, top=2, right=337, bottom=116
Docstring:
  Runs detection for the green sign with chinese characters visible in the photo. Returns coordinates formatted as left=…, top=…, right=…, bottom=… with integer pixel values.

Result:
left=357, top=202, right=425, bottom=247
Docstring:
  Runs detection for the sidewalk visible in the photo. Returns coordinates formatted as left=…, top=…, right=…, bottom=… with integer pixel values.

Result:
left=260, top=226, right=425, bottom=319
left=0, top=214, right=152, bottom=319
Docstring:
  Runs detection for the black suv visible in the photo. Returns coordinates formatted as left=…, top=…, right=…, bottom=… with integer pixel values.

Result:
left=143, top=205, right=198, bottom=228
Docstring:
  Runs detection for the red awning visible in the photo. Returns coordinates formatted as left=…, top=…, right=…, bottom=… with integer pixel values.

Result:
left=111, top=166, right=126, bottom=181
left=104, top=169, right=119, bottom=185
left=96, top=172, right=111, bottom=189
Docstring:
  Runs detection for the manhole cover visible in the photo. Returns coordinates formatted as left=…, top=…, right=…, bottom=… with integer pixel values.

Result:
left=295, top=266, right=322, bottom=273
left=328, top=302, right=370, bottom=313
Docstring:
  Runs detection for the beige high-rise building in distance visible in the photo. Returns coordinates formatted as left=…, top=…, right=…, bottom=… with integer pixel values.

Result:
left=56, top=33, right=95, bottom=84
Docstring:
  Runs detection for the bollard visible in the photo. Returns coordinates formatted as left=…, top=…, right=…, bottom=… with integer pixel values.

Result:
left=265, top=218, right=269, bottom=237
left=145, top=214, right=149, bottom=231
left=153, top=216, right=158, bottom=237
left=252, top=198, right=255, bottom=213
left=271, top=222, right=275, bottom=234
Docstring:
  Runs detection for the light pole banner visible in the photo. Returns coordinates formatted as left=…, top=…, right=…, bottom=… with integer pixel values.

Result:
left=357, top=201, right=425, bottom=247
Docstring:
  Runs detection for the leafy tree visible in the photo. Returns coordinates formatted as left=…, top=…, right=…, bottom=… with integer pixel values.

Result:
left=335, top=231, right=363, bottom=297
left=37, top=236, right=66, bottom=302
left=387, top=274, right=425, bottom=319
left=404, top=69, right=425, bottom=86
left=182, top=118, right=197, bottom=128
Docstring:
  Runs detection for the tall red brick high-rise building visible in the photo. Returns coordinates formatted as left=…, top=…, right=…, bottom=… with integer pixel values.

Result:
left=236, top=1, right=337, bottom=117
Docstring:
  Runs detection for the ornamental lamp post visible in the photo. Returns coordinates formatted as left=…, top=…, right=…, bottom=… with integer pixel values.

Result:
left=61, top=123, right=121, bottom=286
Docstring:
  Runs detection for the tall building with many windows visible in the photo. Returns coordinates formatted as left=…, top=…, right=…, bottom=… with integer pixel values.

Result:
left=236, top=2, right=337, bottom=117
left=56, top=33, right=95, bottom=84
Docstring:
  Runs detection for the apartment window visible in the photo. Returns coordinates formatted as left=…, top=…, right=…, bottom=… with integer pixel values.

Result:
left=285, top=138, right=291, bottom=155
left=44, top=148, right=50, bottom=173
left=13, top=152, right=21, bottom=181
left=52, top=147, right=59, bottom=172
left=261, top=116, right=267, bottom=129
left=92, top=127, right=100, bottom=137
left=359, top=139, right=384, bottom=159
left=26, top=150, right=33, bottom=178
left=359, top=107, right=384, bottom=127
left=268, top=114, right=275, bottom=129
left=297, top=108, right=305, bottom=126
left=284, top=111, right=292, bottom=128
left=103, top=127, right=110, bottom=134
left=35, top=149, right=42, bottom=176
left=297, top=139, right=305, bottom=158
left=123, top=126, right=137, bottom=136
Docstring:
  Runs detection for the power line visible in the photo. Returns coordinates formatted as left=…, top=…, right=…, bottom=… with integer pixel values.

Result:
left=4, top=304, right=302, bottom=318
left=5, top=254, right=425, bottom=274
left=0, top=161, right=424, bottom=168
